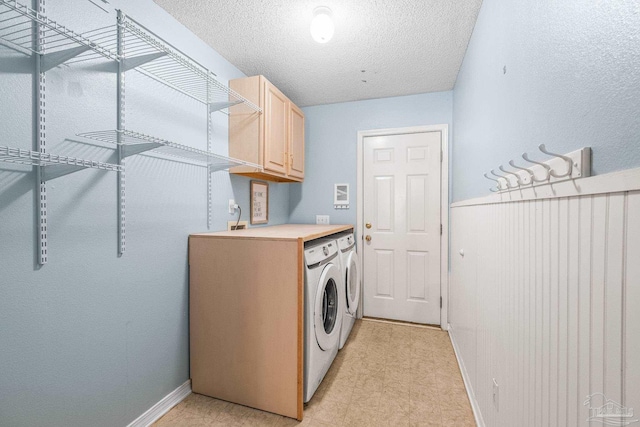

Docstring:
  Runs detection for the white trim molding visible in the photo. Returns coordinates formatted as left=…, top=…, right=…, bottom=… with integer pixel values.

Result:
left=127, top=380, right=191, bottom=427
left=449, top=325, right=486, bottom=427
left=356, top=124, right=450, bottom=330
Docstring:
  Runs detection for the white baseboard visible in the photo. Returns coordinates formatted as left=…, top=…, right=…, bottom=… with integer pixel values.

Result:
left=127, top=380, right=192, bottom=427
left=448, top=325, right=485, bottom=427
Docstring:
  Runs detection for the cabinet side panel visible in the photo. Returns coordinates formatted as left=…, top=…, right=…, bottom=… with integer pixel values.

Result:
left=297, top=238, right=304, bottom=420
left=229, top=76, right=262, bottom=170
left=289, top=103, right=305, bottom=180
left=189, top=237, right=299, bottom=418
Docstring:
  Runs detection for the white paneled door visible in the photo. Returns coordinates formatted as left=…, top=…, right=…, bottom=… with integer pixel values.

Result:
left=362, top=131, right=442, bottom=324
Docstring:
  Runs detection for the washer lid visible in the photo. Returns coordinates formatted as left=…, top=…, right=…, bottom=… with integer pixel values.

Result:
left=315, top=263, right=342, bottom=351
left=345, top=250, right=360, bottom=315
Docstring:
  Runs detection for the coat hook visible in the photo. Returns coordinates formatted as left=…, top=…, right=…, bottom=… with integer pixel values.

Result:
left=509, top=160, right=536, bottom=185
left=488, top=170, right=508, bottom=190
left=538, top=144, right=573, bottom=178
left=498, top=165, right=523, bottom=188
left=522, top=152, right=551, bottom=181
left=484, top=172, right=500, bottom=183
left=484, top=173, right=503, bottom=192
left=490, top=169, right=514, bottom=189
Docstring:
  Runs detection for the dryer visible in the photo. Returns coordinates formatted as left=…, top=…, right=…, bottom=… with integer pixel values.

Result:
left=303, top=238, right=343, bottom=402
left=337, top=232, right=360, bottom=350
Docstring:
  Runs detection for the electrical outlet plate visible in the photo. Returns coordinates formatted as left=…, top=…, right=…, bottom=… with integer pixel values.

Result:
left=227, top=220, right=248, bottom=231
left=316, top=215, right=330, bottom=225
left=228, top=199, right=236, bottom=214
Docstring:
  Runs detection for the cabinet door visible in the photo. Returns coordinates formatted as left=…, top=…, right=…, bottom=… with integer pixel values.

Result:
left=288, top=103, right=305, bottom=180
left=263, top=80, right=288, bottom=175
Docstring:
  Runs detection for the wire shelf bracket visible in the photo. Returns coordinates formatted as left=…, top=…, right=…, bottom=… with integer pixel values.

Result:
left=120, top=51, right=166, bottom=72
left=41, top=45, right=92, bottom=72
left=209, top=100, right=243, bottom=113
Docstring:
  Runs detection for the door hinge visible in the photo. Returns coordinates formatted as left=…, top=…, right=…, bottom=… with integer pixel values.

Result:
left=441, top=151, right=443, bottom=162
left=440, top=224, right=443, bottom=235
left=440, top=297, right=443, bottom=308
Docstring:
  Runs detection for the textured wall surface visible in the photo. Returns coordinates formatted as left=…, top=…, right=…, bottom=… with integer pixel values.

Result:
left=0, top=1, right=288, bottom=426
left=289, top=92, right=452, bottom=226
left=452, top=0, right=640, bottom=202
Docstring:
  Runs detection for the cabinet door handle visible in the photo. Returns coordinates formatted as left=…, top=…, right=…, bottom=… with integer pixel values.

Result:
left=290, top=153, right=294, bottom=166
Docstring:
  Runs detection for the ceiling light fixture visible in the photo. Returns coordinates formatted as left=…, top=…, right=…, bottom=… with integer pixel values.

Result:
left=310, top=6, right=334, bottom=43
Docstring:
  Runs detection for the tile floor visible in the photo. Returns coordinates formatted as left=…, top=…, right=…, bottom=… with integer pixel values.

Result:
left=153, top=319, right=476, bottom=426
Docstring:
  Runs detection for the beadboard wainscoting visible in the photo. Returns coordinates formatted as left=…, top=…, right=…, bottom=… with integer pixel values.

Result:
left=448, top=168, right=640, bottom=427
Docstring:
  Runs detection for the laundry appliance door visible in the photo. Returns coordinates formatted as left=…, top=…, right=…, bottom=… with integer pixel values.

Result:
left=345, top=251, right=360, bottom=315
left=314, top=263, right=342, bottom=350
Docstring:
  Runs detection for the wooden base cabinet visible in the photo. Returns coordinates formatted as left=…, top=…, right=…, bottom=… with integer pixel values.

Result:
left=229, top=75, right=304, bottom=182
left=189, top=225, right=352, bottom=420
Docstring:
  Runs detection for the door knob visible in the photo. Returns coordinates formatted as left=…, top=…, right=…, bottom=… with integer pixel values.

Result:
left=365, top=235, right=372, bottom=242
left=365, top=223, right=372, bottom=229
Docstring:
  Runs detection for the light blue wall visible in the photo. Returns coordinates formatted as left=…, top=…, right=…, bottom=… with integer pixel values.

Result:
left=452, top=0, right=640, bottom=202
left=289, top=92, right=453, bottom=226
left=0, top=1, right=288, bottom=426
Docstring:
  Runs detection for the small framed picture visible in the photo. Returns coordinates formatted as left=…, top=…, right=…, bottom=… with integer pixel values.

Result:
left=250, top=180, right=269, bottom=224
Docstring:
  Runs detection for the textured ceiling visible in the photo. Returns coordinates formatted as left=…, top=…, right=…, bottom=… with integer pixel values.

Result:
left=153, top=0, right=483, bottom=107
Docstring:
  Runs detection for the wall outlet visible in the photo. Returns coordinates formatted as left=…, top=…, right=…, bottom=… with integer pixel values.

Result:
left=492, top=378, right=499, bottom=411
left=228, top=199, right=236, bottom=214
left=227, top=220, right=248, bottom=231
left=316, top=215, right=330, bottom=225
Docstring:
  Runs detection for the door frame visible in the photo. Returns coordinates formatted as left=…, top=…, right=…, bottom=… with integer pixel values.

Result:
left=356, top=125, right=450, bottom=330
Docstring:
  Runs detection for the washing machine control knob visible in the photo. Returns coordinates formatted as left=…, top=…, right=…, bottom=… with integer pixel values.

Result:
left=323, top=246, right=329, bottom=256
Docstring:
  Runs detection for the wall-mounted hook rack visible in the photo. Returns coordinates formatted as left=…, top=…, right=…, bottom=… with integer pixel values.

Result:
left=485, top=146, right=591, bottom=194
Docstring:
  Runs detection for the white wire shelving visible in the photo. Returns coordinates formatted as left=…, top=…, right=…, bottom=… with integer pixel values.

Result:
left=0, top=0, right=118, bottom=70
left=114, top=13, right=261, bottom=114
left=0, top=145, right=122, bottom=180
left=1, top=0, right=262, bottom=263
left=0, top=1, right=261, bottom=114
left=76, top=130, right=262, bottom=172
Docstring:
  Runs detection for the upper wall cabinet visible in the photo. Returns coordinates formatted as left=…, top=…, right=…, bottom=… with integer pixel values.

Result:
left=229, top=75, right=305, bottom=183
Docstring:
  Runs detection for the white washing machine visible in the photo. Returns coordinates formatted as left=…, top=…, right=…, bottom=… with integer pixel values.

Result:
left=337, top=232, right=360, bottom=349
left=303, top=238, right=343, bottom=402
